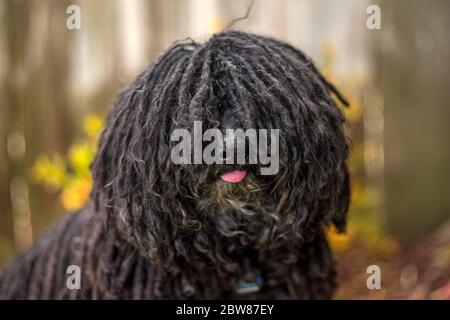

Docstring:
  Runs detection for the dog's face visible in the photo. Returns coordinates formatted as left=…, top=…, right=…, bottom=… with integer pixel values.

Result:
left=91, top=31, right=350, bottom=265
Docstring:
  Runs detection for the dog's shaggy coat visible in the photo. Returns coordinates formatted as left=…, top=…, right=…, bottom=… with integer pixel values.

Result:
left=0, top=31, right=350, bottom=299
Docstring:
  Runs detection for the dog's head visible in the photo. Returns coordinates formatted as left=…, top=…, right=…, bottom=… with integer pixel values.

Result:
left=91, top=31, right=350, bottom=266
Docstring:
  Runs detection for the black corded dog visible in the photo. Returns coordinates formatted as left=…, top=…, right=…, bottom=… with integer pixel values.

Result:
left=0, top=31, right=350, bottom=299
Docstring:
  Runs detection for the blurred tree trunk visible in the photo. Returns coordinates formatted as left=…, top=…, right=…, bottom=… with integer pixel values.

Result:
left=374, top=0, right=450, bottom=238
left=1, top=0, right=76, bottom=254
left=0, top=0, right=22, bottom=262
left=1, top=0, right=34, bottom=254
left=27, top=0, right=76, bottom=233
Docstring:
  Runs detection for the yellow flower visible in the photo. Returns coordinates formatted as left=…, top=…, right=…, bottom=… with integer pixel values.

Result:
left=68, top=143, right=94, bottom=178
left=59, top=178, right=92, bottom=211
left=83, top=115, right=103, bottom=138
left=31, top=114, right=101, bottom=210
left=31, top=154, right=67, bottom=190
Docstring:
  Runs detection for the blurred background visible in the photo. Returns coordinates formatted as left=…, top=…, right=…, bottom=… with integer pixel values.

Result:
left=0, top=0, right=449, bottom=299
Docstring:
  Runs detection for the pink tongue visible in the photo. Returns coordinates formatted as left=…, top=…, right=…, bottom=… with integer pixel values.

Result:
left=220, top=170, right=247, bottom=183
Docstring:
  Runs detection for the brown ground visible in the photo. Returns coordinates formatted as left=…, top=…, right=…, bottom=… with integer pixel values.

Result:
left=334, top=222, right=450, bottom=300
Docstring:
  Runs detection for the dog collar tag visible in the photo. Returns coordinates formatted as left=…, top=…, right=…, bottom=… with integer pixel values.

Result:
left=235, top=274, right=264, bottom=295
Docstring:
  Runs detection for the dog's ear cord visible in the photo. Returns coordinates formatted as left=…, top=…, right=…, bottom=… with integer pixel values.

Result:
left=312, top=65, right=350, bottom=107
